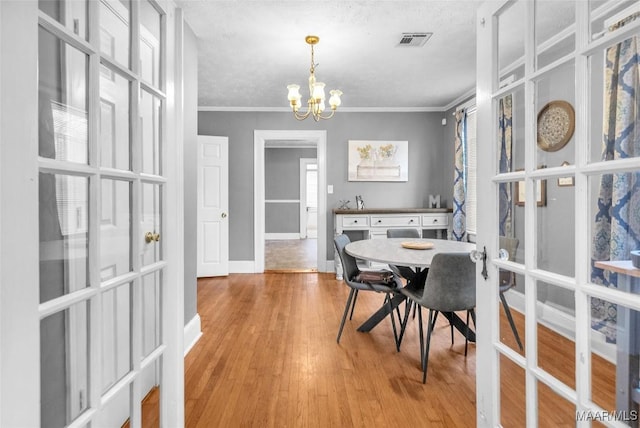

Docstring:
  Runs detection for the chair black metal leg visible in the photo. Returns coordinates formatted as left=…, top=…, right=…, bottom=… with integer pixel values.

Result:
left=337, top=288, right=355, bottom=343
left=422, top=309, right=436, bottom=384
left=386, top=294, right=401, bottom=352
left=349, top=289, right=359, bottom=320
left=417, top=306, right=424, bottom=370
left=395, top=300, right=403, bottom=322
left=397, top=298, right=414, bottom=350
left=464, top=310, right=470, bottom=356
left=500, top=292, right=523, bottom=351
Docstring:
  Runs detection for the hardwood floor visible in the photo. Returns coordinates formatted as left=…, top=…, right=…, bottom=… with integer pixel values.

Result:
left=180, top=273, right=615, bottom=427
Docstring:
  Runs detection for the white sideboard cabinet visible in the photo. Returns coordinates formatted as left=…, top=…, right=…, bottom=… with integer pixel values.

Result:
left=333, top=208, right=452, bottom=279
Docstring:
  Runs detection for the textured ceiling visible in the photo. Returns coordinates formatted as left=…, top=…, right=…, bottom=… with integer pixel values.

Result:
left=177, top=0, right=483, bottom=110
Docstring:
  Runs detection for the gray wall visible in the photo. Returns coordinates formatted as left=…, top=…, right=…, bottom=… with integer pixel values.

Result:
left=265, top=147, right=316, bottom=233
left=198, top=111, right=450, bottom=260
left=183, top=23, right=198, bottom=324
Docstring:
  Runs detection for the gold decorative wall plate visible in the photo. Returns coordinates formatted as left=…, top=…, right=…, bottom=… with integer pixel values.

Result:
left=537, top=100, right=575, bottom=152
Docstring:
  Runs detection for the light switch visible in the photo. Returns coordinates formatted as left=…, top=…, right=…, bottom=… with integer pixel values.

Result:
left=327, top=185, right=334, bottom=194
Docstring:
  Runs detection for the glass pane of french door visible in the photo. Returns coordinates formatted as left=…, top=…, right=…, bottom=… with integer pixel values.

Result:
left=140, top=0, right=161, bottom=88
left=100, top=0, right=131, bottom=69
left=100, top=66, right=131, bottom=170
left=39, top=0, right=88, bottom=41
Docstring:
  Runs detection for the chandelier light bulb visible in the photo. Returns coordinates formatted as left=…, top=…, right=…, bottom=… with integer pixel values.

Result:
left=312, top=82, right=326, bottom=102
left=287, top=84, right=301, bottom=102
left=329, top=90, right=342, bottom=109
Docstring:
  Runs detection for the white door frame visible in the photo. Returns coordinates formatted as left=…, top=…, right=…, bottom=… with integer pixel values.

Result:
left=254, top=130, right=327, bottom=272
left=299, top=157, right=317, bottom=238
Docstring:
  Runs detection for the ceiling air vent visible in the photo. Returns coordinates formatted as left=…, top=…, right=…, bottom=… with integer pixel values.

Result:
left=398, top=32, right=432, bottom=47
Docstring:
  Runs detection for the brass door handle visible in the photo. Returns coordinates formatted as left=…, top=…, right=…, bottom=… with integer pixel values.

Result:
left=145, top=232, right=161, bottom=243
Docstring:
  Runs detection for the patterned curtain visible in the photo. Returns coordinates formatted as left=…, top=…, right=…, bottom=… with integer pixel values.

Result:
left=590, top=33, right=640, bottom=343
left=452, top=109, right=467, bottom=241
left=498, top=94, right=513, bottom=237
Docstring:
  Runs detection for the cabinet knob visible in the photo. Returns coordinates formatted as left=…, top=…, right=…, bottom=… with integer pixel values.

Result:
left=354, top=220, right=358, bottom=223
left=377, top=220, right=382, bottom=223
left=433, top=219, right=438, bottom=223
left=409, top=219, right=414, bottom=223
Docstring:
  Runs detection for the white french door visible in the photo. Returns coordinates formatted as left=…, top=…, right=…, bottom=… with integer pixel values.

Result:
left=476, top=1, right=640, bottom=426
left=0, top=1, right=183, bottom=426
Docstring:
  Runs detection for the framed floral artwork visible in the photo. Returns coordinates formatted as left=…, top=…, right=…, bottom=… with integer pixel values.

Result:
left=348, top=140, right=408, bottom=182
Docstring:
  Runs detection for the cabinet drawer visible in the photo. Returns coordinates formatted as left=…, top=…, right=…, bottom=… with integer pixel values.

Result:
left=422, top=214, right=448, bottom=228
left=341, top=216, right=369, bottom=228
left=370, top=215, right=420, bottom=228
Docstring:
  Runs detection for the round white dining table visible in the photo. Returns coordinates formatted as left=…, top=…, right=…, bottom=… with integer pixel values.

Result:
left=344, top=238, right=477, bottom=339
left=345, top=238, right=476, bottom=269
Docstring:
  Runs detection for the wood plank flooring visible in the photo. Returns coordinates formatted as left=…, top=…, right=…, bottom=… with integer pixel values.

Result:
left=179, top=272, right=615, bottom=427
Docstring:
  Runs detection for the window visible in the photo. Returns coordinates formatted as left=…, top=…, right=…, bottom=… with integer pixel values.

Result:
left=465, top=108, right=477, bottom=234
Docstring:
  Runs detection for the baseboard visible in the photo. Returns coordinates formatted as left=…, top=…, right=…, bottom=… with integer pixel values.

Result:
left=183, top=314, right=202, bottom=356
left=325, top=260, right=336, bottom=275
left=505, top=289, right=615, bottom=363
left=265, top=233, right=300, bottom=240
left=230, top=260, right=332, bottom=273
left=229, top=260, right=256, bottom=273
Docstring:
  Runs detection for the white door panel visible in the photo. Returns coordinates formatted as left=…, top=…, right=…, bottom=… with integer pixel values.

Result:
left=197, top=135, right=229, bottom=277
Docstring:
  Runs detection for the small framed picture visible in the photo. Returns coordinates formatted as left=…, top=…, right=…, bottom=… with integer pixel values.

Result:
left=557, top=161, right=574, bottom=187
left=515, top=176, right=547, bottom=207
left=557, top=176, right=575, bottom=187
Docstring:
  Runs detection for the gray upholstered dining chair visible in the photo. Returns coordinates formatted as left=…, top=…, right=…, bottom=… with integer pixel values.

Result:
left=334, top=234, right=403, bottom=350
left=386, top=228, right=421, bottom=239
left=386, top=228, right=421, bottom=282
left=399, top=252, right=476, bottom=383
left=386, top=228, right=423, bottom=346
left=499, top=236, right=523, bottom=351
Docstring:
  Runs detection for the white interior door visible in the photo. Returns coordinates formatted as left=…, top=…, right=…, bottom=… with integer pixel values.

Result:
left=197, top=135, right=229, bottom=277
left=476, top=1, right=640, bottom=426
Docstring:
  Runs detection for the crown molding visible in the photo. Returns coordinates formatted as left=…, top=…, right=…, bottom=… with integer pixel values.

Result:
left=442, top=86, right=476, bottom=112
left=197, top=106, right=447, bottom=113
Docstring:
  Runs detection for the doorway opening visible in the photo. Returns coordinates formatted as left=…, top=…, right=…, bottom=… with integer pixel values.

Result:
left=263, top=149, right=318, bottom=272
left=254, top=130, right=327, bottom=273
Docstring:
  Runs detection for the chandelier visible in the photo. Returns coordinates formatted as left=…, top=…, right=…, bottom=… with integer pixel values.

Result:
left=287, top=35, right=343, bottom=121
